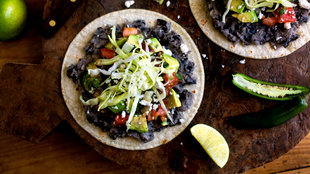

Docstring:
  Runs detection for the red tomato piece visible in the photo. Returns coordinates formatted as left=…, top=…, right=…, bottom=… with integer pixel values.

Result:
left=277, top=7, right=296, bottom=23
left=114, top=114, right=129, bottom=126
left=123, top=27, right=138, bottom=37
left=101, top=48, right=115, bottom=59
left=164, top=73, right=180, bottom=94
left=148, top=105, right=167, bottom=121
left=262, top=17, right=278, bottom=27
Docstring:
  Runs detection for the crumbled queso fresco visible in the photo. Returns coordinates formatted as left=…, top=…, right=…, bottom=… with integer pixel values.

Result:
left=180, top=44, right=189, bottom=53
left=166, top=0, right=171, bottom=7
left=125, top=0, right=135, bottom=8
left=162, top=46, right=173, bottom=56
left=201, top=54, right=207, bottom=59
left=239, top=59, right=246, bottom=64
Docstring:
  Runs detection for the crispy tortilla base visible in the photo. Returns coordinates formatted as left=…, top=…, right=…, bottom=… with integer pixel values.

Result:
left=61, top=9, right=205, bottom=150
left=189, top=0, right=310, bottom=59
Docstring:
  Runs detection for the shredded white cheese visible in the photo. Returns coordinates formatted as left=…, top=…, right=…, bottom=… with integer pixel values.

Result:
left=139, top=100, right=151, bottom=106
left=111, top=72, right=123, bottom=79
left=258, top=11, right=264, bottom=19
left=153, top=104, right=158, bottom=110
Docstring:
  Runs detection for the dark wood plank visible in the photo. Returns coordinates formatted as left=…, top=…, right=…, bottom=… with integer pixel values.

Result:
left=1, top=123, right=310, bottom=174
left=0, top=123, right=135, bottom=174
left=245, top=134, right=310, bottom=173
left=0, top=0, right=63, bottom=142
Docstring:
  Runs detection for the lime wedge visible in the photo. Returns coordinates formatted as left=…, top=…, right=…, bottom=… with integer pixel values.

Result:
left=153, top=0, right=164, bottom=5
left=190, top=124, right=229, bottom=168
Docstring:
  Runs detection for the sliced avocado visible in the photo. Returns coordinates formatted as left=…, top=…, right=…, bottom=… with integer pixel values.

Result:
left=149, top=38, right=163, bottom=52
left=129, top=116, right=148, bottom=133
left=108, top=100, right=126, bottom=114
left=166, top=89, right=181, bottom=109
left=127, top=34, right=140, bottom=47
left=232, top=11, right=258, bottom=23
left=162, top=54, right=179, bottom=73
left=105, top=37, right=127, bottom=49
left=230, top=0, right=245, bottom=13
left=122, top=34, right=143, bottom=53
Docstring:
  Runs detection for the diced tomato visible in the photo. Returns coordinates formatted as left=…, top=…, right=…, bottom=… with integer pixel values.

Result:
left=277, top=7, right=296, bottom=23
left=262, top=7, right=296, bottom=27
left=164, top=73, right=180, bottom=94
left=160, top=116, right=167, bottom=122
left=114, top=114, right=129, bottom=126
left=147, top=112, right=153, bottom=121
left=262, top=17, right=278, bottom=27
left=148, top=105, right=167, bottom=121
left=123, top=27, right=138, bottom=37
left=101, top=48, right=115, bottom=59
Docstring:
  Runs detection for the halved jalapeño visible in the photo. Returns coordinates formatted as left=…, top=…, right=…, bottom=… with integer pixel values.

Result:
left=232, top=73, right=310, bottom=100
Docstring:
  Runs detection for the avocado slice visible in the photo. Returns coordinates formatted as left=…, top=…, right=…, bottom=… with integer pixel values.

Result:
left=162, top=54, right=179, bottom=73
left=122, top=34, right=143, bottom=53
left=166, top=89, right=181, bottom=109
left=129, top=116, right=148, bottom=133
left=108, top=100, right=126, bottom=114
left=232, top=11, right=258, bottom=23
left=230, top=0, right=245, bottom=14
left=105, top=37, right=127, bottom=49
left=149, top=38, right=163, bottom=52
left=127, top=34, right=141, bottom=47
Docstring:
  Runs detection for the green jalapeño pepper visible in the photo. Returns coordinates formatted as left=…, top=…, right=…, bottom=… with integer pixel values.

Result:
left=232, top=73, right=310, bottom=101
left=228, top=96, right=309, bottom=129
left=83, top=74, right=101, bottom=92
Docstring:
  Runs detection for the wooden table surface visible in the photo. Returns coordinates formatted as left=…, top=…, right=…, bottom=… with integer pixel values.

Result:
left=1, top=0, right=310, bottom=173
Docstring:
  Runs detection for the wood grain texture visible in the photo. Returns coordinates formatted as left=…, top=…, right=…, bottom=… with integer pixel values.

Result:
left=245, top=134, right=310, bottom=173
left=1, top=123, right=310, bottom=174
left=41, top=0, right=310, bottom=173
left=0, top=123, right=136, bottom=174
left=0, top=0, right=63, bottom=142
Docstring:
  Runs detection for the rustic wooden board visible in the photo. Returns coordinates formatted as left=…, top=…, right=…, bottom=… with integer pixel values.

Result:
left=1, top=124, right=310, bottom=174
left=0, top=0, right=308, bottom=173
left=0, top=0, right=63, bottom=143
left=42, top=0, right=310, bottom=173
